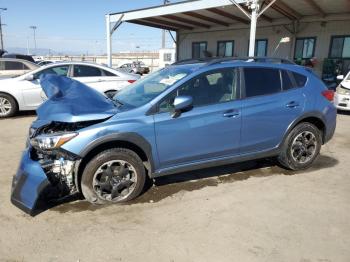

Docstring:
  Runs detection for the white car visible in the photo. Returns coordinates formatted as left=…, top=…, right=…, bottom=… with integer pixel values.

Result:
left=0, top=61, right=140, bottom=118
left=335, top=71, right=350, bottom=111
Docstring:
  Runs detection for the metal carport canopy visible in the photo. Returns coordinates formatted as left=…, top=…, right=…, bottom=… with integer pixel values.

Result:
left=105, top=0, right=350, bottom=67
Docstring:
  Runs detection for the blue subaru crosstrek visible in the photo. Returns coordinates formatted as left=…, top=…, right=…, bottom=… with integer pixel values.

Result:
left=11, top=57, right=336, bottom=215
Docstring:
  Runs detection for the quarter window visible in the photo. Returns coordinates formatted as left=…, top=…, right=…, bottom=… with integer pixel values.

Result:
left=217, top=40, right=234, bottom=57
left=329, top=36, right=350, bottom=58
left=192, top=42, right=207, bottom=59
left=244, top=67, right=281, bottom=97
left=159, top=68, right=238, bottom=112
left=294, top=37, right=316, bottom=59
left=281, top=70, right=294, bottom=91
left=73, top=65, right=102, bottom=77
left=292, top=72, right=307, bottom=87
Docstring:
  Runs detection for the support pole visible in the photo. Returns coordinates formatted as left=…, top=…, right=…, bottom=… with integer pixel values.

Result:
left=106, top=14, right=112, bottom=67
left=248, top=0, right=259, bottom=57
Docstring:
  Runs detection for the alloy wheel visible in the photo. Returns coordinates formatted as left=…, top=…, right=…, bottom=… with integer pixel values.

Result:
left=92, top=160, right=137, bottom=202
left=290, top=131, right=317, bottom=164
left=0, top=97, right=12, bottom=116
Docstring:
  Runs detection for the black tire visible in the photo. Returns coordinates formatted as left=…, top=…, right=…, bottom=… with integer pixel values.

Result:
left=81, top=148, right=146, bottom=204
left=0, top=93, right=18, bottom=118
left=278, top=122, right=322, bottom=170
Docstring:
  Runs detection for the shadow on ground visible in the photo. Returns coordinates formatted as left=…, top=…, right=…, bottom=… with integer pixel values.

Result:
left=50, top=154, right=338, bottom=214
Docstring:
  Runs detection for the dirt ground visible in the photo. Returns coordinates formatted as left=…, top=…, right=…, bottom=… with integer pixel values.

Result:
left=0, top=111, right=349, bottom=262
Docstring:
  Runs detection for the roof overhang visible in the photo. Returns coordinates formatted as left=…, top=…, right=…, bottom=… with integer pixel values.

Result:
left=108, top=0, right=350, bottom=32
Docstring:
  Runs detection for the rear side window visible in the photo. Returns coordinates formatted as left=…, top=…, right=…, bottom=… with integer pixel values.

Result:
left=103, top=70, right=117, bottom=76
left=292, top=72, right=307, bottom=87
left=74, top=65, right=102, bottom=77
left=4, top=61, right=29, bottom=70
left=244, top=67, right=281, bottom=97
left=281, top=70, right=294, bottom=90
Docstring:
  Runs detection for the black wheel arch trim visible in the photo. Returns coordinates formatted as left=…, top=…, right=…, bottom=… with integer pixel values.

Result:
left=78, top=132, right=155, bottom=174
left=279, top=112, right=327, bottom=148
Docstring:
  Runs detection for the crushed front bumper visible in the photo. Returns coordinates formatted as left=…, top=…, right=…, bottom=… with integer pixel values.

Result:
left=11, top=148, right=51, bottom=215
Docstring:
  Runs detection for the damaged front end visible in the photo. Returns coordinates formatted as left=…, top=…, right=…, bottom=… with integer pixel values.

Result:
left=11, top=120, right=100, bottom=215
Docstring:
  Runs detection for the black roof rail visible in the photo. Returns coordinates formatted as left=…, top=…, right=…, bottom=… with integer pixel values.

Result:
left=172, top=56, right=295, bottom=66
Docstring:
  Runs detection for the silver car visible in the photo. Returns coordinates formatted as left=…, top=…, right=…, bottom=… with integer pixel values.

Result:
left=0, top=58, right=39, bottom=79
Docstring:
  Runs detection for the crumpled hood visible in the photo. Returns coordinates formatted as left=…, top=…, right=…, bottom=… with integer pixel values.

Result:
left=37, top=74, right=118, bottom=122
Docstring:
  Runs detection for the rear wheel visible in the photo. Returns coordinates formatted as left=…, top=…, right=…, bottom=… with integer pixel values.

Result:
left=278, top=122, right=322, bottom=170
left=81, top=148, right=146, bottom=204
left=0, top=93, right=18, bottom=118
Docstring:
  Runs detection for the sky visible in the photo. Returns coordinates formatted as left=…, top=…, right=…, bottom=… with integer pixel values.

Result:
left=0, top=0, right=183, bottom=55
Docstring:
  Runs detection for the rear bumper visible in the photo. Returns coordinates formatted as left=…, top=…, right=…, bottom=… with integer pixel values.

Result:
left=11, top=148, right=51, bottom=215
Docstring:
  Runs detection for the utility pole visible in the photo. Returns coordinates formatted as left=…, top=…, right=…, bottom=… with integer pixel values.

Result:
left=0, top=8, right=7, bottom=51
left=161, top=0, right=170, bottom=49
left=29, top=25, right=37, bottom=54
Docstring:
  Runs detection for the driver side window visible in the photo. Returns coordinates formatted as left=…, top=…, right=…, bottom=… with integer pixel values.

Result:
left=158, top=68, right=238, bottom=113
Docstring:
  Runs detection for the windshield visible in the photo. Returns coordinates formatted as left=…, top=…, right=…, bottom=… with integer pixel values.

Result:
left=114, top=67, right=191, bottom=108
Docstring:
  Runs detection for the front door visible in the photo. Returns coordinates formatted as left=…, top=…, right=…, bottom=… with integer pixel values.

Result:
left=154, top=67, right=242, bottom=169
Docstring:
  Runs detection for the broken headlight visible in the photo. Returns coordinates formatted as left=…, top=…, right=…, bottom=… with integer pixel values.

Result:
left=30, top=132, right=78, bottom=150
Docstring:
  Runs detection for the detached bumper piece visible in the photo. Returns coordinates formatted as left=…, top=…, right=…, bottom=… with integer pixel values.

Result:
left=11, top=149, right=51, bottom=215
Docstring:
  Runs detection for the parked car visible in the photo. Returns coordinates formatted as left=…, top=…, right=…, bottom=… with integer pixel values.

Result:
left=10, top=58, right=336, bottom=215
left=119, top=61, right=150, bottom=75
left=0, top=61, right=140, bottom=118
left=2, top=53, right=36, bottom=63
left=334, top=71, right=350, bottom=111
left=0, top=58, right=39, bottom=79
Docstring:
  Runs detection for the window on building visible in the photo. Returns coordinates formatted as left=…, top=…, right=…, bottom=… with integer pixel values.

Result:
left=294, top=37, right=316, bottom=59
left=244, top=67, right=281, bottom=97
left=163, top=53, right=172, bottom=62
left=329, top=36, right=350, bottom=58
left=192, top=42, right=207, bottom=59
left=217, top=40, right=234, bottom=57
left=255, top=39, right=268, bottom=57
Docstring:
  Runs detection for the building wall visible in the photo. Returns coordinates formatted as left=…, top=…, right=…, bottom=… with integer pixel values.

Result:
left=178, top=20, right=350, bottom=75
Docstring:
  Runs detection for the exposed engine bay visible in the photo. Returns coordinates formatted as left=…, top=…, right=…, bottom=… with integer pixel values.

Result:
left=29, top=120, right=103, bottom=199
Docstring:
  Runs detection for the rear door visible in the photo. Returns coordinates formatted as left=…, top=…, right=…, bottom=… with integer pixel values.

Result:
left=240, top=66, right=305, bottom=153
left=3, top=61, right=29, bottom=78
left=72, top=65, right=122, bottom=93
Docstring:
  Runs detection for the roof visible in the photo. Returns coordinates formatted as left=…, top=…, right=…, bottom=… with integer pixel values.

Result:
left=109, top=0, right=350, bottom=31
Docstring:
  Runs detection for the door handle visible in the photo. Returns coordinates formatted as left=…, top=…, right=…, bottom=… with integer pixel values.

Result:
left=286, top=101, right=300, bottom=108
left=223, top=109, right=240, bottom=118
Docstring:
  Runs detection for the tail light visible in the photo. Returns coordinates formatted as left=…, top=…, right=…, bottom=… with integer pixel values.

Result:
left=321, top=90, right=334, bottom=102
left=128, top=80, right=136, bottom=84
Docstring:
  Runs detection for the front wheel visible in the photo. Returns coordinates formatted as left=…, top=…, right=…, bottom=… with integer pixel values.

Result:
left=278, top=123, right=322, bottom=170
left=81, top=148, right=146, bottom=204
left=0, top=93, right=18, bottom=118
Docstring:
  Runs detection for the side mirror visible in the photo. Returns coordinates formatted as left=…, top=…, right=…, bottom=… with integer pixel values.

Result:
left=172, top=96, right=193, bottom=118
left=337, top=75, right=344, bottom=81
left=24, top=74, right=34, bottom=81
